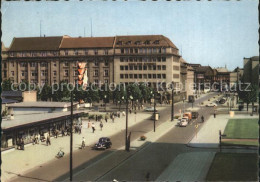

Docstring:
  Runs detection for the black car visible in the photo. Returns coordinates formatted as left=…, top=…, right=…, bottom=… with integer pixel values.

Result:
left=93, top=137, right=112, bottom=150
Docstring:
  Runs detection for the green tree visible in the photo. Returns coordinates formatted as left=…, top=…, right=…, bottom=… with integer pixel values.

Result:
left=113, top=84, right=126, bottom=110
left=2, top=79, right=13, bottom=91
left=37, top=84, right=52, bottom=101
left=84, top=83, right=99, bottom=103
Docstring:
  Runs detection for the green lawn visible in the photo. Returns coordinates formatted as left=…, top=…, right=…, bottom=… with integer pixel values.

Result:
left=206, top=153, right=258, bottom=181
left=222, top=140, right=258, bottom=146
left=223, top=119, right=258, bottom=139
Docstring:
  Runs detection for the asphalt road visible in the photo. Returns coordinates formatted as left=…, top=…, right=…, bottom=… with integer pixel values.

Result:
left=10, top=93, right=217, bottom=182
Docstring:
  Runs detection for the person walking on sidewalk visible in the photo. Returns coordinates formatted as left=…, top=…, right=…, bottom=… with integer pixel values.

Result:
left=105, top=114, right=108, bottom=123
left=201, top=115, right=204, bottom=123
left=100, top=121, right=103, bottom=131
left=91, top=123, right=96, bottom=133
left=95, top=115, right=98, bottom=122
left=46, top=134, right=51, bottom=146
left=88, top=120, right=91, bottom=128
left=214, top=110, right=216, bottom=118
left=81, top=137, right=85, bottom=148
left=112, top=114, right=115, bottom=123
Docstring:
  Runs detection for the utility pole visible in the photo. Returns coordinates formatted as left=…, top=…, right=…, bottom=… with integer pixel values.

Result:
left=171, top=81, right=174, bottom=121
left=153, top=91, right=156, bottom=132
left=125, top=91, right=129, bottom=151
left=70, top=91, right=73, bottom=181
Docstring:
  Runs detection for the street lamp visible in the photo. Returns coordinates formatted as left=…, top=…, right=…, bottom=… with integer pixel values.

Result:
left=183, top=97, right=185, bottom=114
left=104, top=95, right=107, bottom=111
left=70, top=91, right=73, bottom=181
left=171, top=81, right=174, bottom=121
left=151, top=90, right=157, bottom=132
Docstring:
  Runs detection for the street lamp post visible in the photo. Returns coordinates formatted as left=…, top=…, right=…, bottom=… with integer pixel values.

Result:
left=125, top=93, right=129, bottom=151
left=154, top=91, right=156, bottom=132
left=70, top=91, right=73, bottom=181
left=183, top=97, right=185, bottom=114
left=104, top=95, right=107, bottom=111
left=171, top=81, right=174, bottom=121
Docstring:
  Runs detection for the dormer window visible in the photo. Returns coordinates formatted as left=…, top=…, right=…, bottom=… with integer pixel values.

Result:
left=65, top=50, right=68, bottom=56
left=135, top=41, right=141, bottom=45
left=154, top=40, right=160, bottom=44
left=74, top=50, right=78, bottom=56
left=94, top=49, right=98, bottom=55
left=85, top=49, right=88, bottom=55
left=117, top=41, right=123, bottom=45
left=145, top=40, right=151, bottom=45
left=10, top=52, right=14, bottom=57
left=125, top=41, right=132, bottom=45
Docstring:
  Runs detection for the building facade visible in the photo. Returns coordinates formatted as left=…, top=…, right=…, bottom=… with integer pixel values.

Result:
left=243, top=56, right=259, bottom=88
left=2, top=35, right=181, bottom=89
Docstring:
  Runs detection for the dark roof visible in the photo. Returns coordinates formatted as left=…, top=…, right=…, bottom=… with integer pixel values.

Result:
left=195, top=66, right=213, bottom=73
left=250, top=56, right=259, bottom=61
left=8, top=36, right=63, bottom=51
left=60, top=37, right=115, bottom=48
left=1, top=91, right=23, bottom=97
left=115, top=35, right=178, bottom=49
left=7, top=101, right=78, bottom=108
left=2, top=98, right=19, bottom=104
left=1, top=42, right=8, bottom=51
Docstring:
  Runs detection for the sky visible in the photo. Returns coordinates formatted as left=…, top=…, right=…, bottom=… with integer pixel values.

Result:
left=1, top=0, right=259, bottom=71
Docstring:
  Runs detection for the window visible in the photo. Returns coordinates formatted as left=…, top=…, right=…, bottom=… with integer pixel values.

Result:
left=64, top=70, right=69, bottom=77
left=139, top=74, right=142, bottom=78
left=121, top=49, right=124, bottom=54
left=134, top=66, right=138, bottom=70
left=94, top=70, right=98, bottom=76
left=125, top=48, right=129, bottom=54
left=104, top=70, right=109, bottom=77
left=104, top=79, right=109, bottom=84
left=148, top=74, right=151, bottom=79
left=31, top=71, right=38, bottom=77
left=53, top=62, right=57, bottom=67
left=144, top=48, right=147, bottom=54
left=74, top=50, right=78, bottom=56
left=11, top=71, right=15, bottom=76
left=154, top=40, right=160, bottom=44
left=139, top=65, right=142, bottom=70
left=129, top=74, right=133, bottom=78
left=41, top=79, right=48, bottom=85
left=64, top=62, right=69, bottom=67
left=134, top=48, right=138, bottom=53
left=130, top=48, right=133, bottom=54
left=53, top=71, right=57, bottom=76
left=11, top=62, right=15, bottom=67
left=21, top=71, right=27, bottom=77
left=30, top=79, right=37, bottom=84
left=129, top=65, right=133, bottom=70
left=41, top=70, right=47, bottom=76
left=10, top=52, right=14, bottom=57
left=124, top=58, right=128, bottom=62
left=157, top=57, right=161, bottom=62
left=135, top=41, right=141, bottom=45
left=125, top=74, right=128, bottom=79
left=94, top=79, right=99, bottom=85
left=104, top=49, right=108, bottom=55
left=138, top=58, right=142, bottom=62
left=162, top=74, right=166, bottom=79
left=3, top=70, right=7, bottom=77
left=85, top=49, right=88, bottom=55
left=148, top=48, right=152, bottom=54
left=120, top=66, right=124, bottom=71
left=94, top=49, right=98, bottom=55
left=143, top=65, right=147, bottom=70
left=4, top=62, right=7, bottom=68
left=134, top=74, right=137, bottom=79
left=22, top=52, right=26, bottom=57
left=153, top=48, right=157, bottom=53
left=120, top=74, right=124, bottom=79
left=173, top=74, right=179, bottom=78
left=162, top=65, right=166, bottom=70
left=105, top=60, right=109, bottom=66
left=30, top=62, right=37, bottom=67
left=139, top=48, right=143, bottom=54
left=20, top=62, right=27, bottom=67
left=143, top=74, right=147, bottom=79
left=117, top=41, right=123, bottom=45
left=53, top=51, right=58, bottom=56
left=153, top=74, right=156, bottom=78
left=41, top=52, right=47, bottom=57
left=125, top=66, right=128, bottom=70
left=41, top=62, right=47, bottom=67
left=134, top=58, right=138, bottom=62
left=64, top=50, right=68, bottom=56
left=162, top=57, right=166, bottom=62
left=153, top=65, right=156, bottom=70
left=157, top=74, right=161, bottom=79
left=120, top=58, right=124, bottom=62
left=157, top=65, right=161, bottom=70
left=162, top=48, right=166, bottom=53
left=94, top=60, right=99, bottom=67
left=129, top=58, right=133, bottom=62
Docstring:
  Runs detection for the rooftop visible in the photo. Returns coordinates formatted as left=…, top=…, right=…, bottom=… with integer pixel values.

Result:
left=2, top=91, right=23, bottom=97
left=7, top=101, right=78, bottom=108
left=2, top=111, right=84, bottom=130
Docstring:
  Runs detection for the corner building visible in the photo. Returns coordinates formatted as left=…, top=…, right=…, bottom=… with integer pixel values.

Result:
left=2, top=35, right=181, bottom=88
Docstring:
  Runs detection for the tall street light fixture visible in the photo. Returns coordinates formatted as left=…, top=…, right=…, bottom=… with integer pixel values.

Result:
left=104, top=95, right=107, bottom=111
left=171, top=81, right=174, bottom=121
left=183, top=97, right=185, bottom=114
left=151, top=90, right=157, bottom=132
left=70, top=91, right=73, bottom=181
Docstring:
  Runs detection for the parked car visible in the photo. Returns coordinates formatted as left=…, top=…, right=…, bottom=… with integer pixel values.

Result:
left=206, top=102, right=218, bottom=107
left=144, top=107, right=158, bottom=112
left=179, top=118, right=189, bottom=127
left=93, top=137, right=112, bottom=150
left=191, top=112, right=199, bottom=119
left=219, top=99, right=226, bottom=104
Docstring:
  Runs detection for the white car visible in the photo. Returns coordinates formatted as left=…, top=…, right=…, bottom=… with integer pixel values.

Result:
left=206, top=102, right=218, bottom=107
left=179, top=119, right=188, bottom=127
left=144, top=107, right=157, bottom=112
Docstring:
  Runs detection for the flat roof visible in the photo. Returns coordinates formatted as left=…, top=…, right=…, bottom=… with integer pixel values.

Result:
left=7, top=101, right=78, bottom=108
left=2, top=111, right=84, bottom=131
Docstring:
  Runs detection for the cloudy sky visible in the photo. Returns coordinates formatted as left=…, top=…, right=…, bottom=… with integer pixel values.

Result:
left=1, top=0, right=258, bottom=70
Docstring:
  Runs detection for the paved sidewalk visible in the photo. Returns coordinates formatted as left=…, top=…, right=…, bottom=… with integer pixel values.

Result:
left=188, top=114, right=258, bottom=148
left=156, top=151, right=216, bottom=181
left=1, top=108, right=165, bottom=182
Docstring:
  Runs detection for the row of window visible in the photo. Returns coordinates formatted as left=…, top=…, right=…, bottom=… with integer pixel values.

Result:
left=63, top=49, right=109, bottom=56
left=93, top=70, right=109, bottom=77
left=117, top=40, right=160, bottom=46
left=120, top=65, right=167, bottom=71
left=10, top=51, right=59, bottom=57
left=120, top=47, right=166, bottom=54
left=120, top=74, right=167, bottom=79
left=119, top=57, right=167, bottom=63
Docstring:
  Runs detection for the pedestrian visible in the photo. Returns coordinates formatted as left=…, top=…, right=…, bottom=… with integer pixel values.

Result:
left=201, top=115, right=204, bottom=123
left=81, top=137, right=85, bottom=148
left=46, top=134, right=51, bottom=146
left=91, top=123, right=96, bottom=133
left=88, top=120, right=91, bottom=128
left=100, top=121, right=103, bottom=131
left=112, top=115, right=115, bottom=123
left=105, top=114, right=108, bottom=123
left=61, top=129, right=65, bottom=137
left=95, top=115, right=98, bottom=122
left=32, top=135, right=36, bottom=145
left=129, top=109, right=132, bottom=114
left=79, top=124, right=82, bottom=134
left=214, top=110, right=216, bottom=118
left=20, top=138, right=25, bottom=150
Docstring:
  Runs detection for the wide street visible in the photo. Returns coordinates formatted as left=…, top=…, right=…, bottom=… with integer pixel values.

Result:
left=10, top=93, right=217, bottom=182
